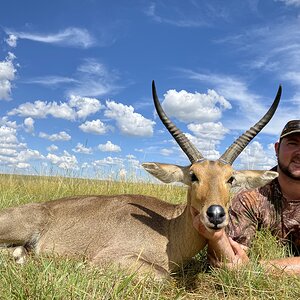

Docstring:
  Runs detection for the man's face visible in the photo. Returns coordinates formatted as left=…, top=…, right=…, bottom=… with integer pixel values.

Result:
left=275, top=133, right=300, bottom=180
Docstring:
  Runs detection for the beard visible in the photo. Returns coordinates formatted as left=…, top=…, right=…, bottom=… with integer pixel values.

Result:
left=278, top=157, right=300, bottom=181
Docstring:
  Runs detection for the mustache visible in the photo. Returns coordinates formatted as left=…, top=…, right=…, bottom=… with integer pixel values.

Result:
left=277, top=158, right=300, bottom=181
left=292, top=155, right=300, bottom=162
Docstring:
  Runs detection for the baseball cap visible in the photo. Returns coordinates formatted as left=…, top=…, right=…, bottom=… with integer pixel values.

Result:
left=280, top=120, right=300, bottom=139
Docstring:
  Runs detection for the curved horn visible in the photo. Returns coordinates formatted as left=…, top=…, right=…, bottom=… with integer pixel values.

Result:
left=152, top=80, right=204, bottom=163
left=219, top=85, right=282, bottom=165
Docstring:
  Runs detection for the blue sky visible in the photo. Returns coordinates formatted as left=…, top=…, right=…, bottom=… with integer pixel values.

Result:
left=0, top=0, right=299, bottom=180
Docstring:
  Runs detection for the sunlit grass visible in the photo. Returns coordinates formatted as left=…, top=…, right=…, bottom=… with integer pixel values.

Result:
left=0, top=173, right=186, bottom=209
left=0, top=173, right=299, bottom=299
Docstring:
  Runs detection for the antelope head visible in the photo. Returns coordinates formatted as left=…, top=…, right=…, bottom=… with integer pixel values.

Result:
left=143, top=81, right=281, bottom=231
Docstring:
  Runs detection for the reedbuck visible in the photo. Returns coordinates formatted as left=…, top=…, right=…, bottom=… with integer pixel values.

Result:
left=0, top=81, right=281, bottom=279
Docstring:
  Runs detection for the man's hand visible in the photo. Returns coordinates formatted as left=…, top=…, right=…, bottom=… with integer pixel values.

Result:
left=222, top=237, right=249, bottom=268
left=190, top=206, right=249, bottom=268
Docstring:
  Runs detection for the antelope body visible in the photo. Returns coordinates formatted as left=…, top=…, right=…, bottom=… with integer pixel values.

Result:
left=0, top=82, right=281, bottom=278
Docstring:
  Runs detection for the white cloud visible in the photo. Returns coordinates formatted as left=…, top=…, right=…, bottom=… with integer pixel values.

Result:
left=9, top=100, right=76, bottom=120
left=0, top=52, right=17, bottom=100
left=216, top=20, right=300, bottom=77
left=0, top=126, right=18, bottom=144
left=83, top=156, right=135, bottom=179
left=119, top=168, right=127, bottom=180
left=0, top=127, right=44, bottom=168
left=237, top=141, right=276, bottom=170
left=145, top=2, right=210, bottom=27
left=24, top=117, right=35, bottom=133
left=26, top=76, right=77, bottom=86
left=9, top=95, right=102, bottom=120
left=0, top=150, right=42, bottom=169
left=5, top=27, right=95, bottom=48
left=92, top=156, right=124, bottom=167
left=79, top=119, right=109, bottom=135
left=0, top=125, right=44, bottom=170
left=0, top=143, right=27, bottom=150
left=105, top=101, right=155, bottom=136
left=289, top=92, right=300, bottom=106
left=81, top=162, right=89, bottom=169
left=160, top=148, right=174, bottom=156
left=281, top=71, right=300, bottom=86
left=0, top=148, right=17, bottom=156
left=39, top=131, right=71, bottom=141
left=77, top=59, right=111, bottom=75
left=177, top=122, right=229, bottom=160
left=69, top=95, right=103, bottom=119
left=0, top=117, right=17, bottom=128
left=98, top=141, right=121, bottom=152
left=17, top=149, right=42, bottom=161
left=72, top=143, right=92, bottom=154
left=184, top=132, right=221, bottom=160
left=0, top=154, right=17, bottom=164
left=165, top=128, right=223, bottom=161
left=6, top=34, right=18, bottom=47
left=210, top=17, right=300, bottom=120
left=180, top=69, right=294, bottom=135
left=47, top=151, right=78, bottom=170
left=15, top=162, right=31, bottom=169
left=183, top=71, right=257, bottom=106
left=188, top=122, right=229, bottom=141
left=124, top=154, right=141, bottom=170
left=161, top=89, right=231, bottom=123
left=128, top=159, right=140, bottom=169
left=47, top=144, right=58, bottom=152
left=276, top=0, right=300, bottom=6
left=24, top=59, right=121, bottom=98
left=68, top=59, right=121, bottom=97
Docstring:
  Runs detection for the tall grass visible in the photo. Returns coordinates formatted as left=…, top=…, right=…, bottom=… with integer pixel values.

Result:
left=0, top=174, right=299, bottom=299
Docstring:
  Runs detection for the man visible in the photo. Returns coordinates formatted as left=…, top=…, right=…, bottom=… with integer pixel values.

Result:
left=193, top=120, right=300, bottom=274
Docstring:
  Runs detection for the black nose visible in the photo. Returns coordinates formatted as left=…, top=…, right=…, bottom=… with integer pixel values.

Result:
left=206, top=205, right=226, bottom=227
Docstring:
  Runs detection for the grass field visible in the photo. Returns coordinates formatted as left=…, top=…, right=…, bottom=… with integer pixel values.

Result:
left=0, top=173, right=299, bottom=299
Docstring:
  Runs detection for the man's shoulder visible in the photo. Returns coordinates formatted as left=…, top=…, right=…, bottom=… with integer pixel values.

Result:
left=232, top=179, right=277, bottom=206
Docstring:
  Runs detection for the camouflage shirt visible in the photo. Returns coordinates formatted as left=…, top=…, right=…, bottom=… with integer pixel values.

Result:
left=227, top=178, right=300, bottom=254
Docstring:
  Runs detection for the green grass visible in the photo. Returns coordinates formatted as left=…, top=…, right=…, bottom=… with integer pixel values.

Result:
left=0, top=174, right=299, bottom=299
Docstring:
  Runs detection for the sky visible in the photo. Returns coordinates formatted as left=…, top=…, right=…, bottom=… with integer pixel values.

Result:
left=0, top=0, right=299, bottom=181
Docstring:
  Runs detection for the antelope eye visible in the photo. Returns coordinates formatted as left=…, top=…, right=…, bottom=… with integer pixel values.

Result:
left=190, top=172, right=198, bottom=182
left=227, top=176, right=234, bottom=184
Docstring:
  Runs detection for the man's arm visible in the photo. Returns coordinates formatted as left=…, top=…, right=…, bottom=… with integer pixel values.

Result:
left=192, top=209, right=300, bottom=275
left=261, top=257, right=300, bottom=275
left=210, top=232, right=300, bottom=275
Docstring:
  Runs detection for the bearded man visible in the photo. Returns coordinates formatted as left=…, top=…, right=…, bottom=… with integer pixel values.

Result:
left=193, top=120, right=300, bottom=274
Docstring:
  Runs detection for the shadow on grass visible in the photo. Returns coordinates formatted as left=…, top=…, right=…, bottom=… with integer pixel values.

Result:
left=171, top=247, right=213, bottom=292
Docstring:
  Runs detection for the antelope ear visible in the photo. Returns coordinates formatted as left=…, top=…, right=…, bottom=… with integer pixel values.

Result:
left=230, top=170, right=278, bottom=194
left=142, top=162, right=191, bottom=185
